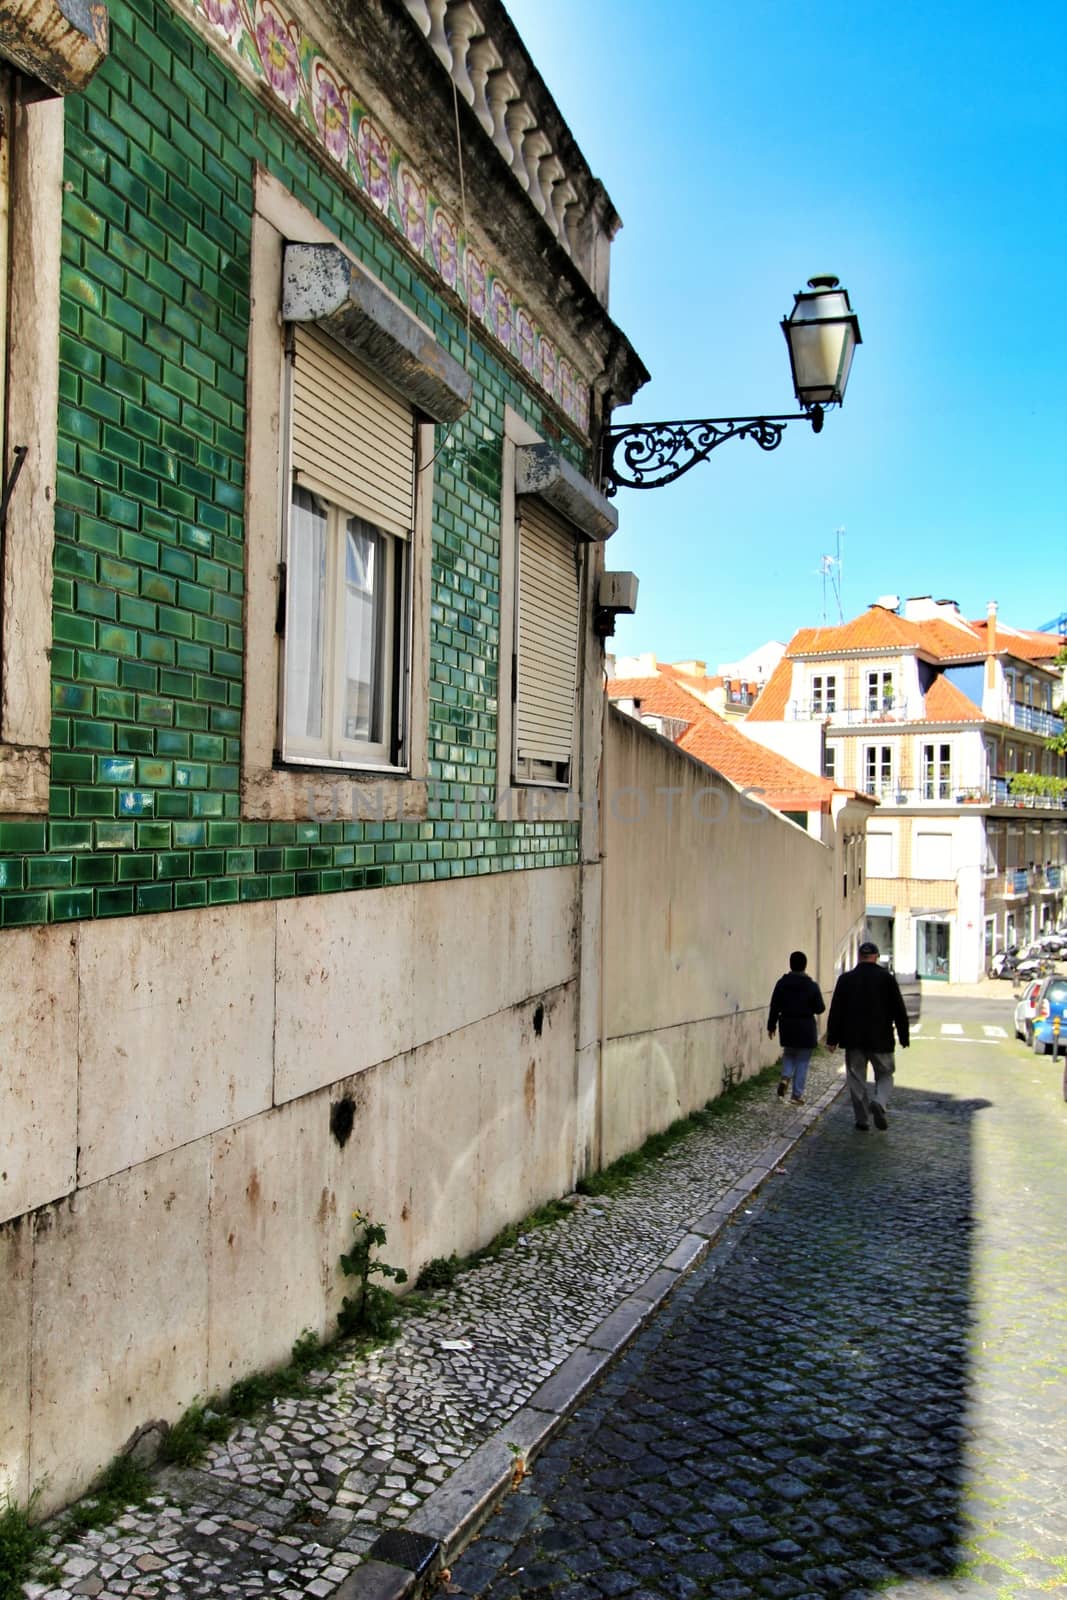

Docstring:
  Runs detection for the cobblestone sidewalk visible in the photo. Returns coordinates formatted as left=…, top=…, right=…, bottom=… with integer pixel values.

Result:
left=21, top=1059, right=843, bottom=1600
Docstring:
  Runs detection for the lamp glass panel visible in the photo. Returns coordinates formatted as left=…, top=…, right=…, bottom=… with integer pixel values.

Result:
left=788, top=321, right=856, bottom=404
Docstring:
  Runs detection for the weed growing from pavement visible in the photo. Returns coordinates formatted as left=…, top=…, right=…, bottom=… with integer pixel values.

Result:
left=577, top=1063, right=786, bottom=1198
left=0, top=1494, right=43, bottom=1600
left=63, top=1455, right=152, bottom=1534
left=338, top=1211, right=409, bottom=1338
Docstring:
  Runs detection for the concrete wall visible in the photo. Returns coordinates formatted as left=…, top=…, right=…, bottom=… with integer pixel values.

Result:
left=0, top=868, right=581, bottom=1511
left=600, top=709, right=836, bottom=1166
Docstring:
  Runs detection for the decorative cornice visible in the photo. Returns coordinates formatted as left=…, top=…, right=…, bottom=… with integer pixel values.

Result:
left=174, top=0, right=593, bottom=433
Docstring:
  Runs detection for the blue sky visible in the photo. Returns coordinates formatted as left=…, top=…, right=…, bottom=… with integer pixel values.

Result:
left=505, top=0, right=1067, bottom=666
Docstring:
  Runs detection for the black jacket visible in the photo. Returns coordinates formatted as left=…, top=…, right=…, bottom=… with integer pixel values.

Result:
left=767, top=971, right=826, bottom=1048
left=826, top=962, right=910, bottom=1053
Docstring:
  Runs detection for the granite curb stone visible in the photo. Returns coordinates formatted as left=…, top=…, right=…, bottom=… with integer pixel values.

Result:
left=329, top=1071, right=845, bottom=1598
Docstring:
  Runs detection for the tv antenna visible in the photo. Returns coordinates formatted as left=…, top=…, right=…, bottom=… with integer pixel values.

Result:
left=819, top=527, right=844, bottom=623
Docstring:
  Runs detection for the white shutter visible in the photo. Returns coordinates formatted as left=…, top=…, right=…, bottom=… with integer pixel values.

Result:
left=291, top=325, right=414, bottom=538
left=515, top=498, right=581, bottom=771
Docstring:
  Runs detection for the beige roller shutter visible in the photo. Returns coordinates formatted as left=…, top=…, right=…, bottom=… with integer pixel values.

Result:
left=290, top=325, right=414, bottom=538
left=515, top=498, right=581, bottom=771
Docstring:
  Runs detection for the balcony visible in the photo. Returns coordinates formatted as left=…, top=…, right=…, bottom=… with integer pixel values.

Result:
left=986, top=869, right=1031, bottom=899
left=1005, top=703, right=1064, bottom=738
left=786, top=700, right=924, bottom=724
left=989, top=777, right=1067, bottom=811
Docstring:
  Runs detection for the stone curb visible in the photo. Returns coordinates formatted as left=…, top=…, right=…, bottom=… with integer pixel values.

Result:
left=330, top=1072, right=845, bottom=1598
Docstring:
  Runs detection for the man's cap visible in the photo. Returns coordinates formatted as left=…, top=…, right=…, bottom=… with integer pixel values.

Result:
left=858, top=940, right=879, bottom=957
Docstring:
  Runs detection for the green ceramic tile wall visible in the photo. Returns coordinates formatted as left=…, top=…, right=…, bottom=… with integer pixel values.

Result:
left=0, top=0, right=586, bottom=929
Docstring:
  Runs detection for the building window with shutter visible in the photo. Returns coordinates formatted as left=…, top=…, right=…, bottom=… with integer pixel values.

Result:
left=281, top=327, right=414, bottom=770
left=513, top=497, right=582, bottom=785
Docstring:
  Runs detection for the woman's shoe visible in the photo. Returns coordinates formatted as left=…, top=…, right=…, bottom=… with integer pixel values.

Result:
left=777, top=1079, right=789, bottom=1098
left=791, top=1094, right=805, bottom=1106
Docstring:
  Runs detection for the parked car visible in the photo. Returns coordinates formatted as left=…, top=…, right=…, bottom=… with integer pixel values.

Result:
left=1014, top=979, right=1045, bottom=1041
left=1024, top=975, right=1067, bottom=1056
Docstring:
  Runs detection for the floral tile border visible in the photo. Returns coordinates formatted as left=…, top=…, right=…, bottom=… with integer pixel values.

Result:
left=181, top=0, right=591, bottom=433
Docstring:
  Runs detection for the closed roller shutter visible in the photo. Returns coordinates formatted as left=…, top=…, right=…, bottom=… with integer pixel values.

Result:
left=516, top=497, right=581, bottom=772
left=291, top=325, right=414, bottom=538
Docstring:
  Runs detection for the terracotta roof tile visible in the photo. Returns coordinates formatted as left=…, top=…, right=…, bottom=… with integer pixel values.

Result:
left=605, top=675, right=702, bottom=724
left=923, top=675, right=984, bottom=722
left=969, top=620, right=1066, bottom=662
left=678, top=716, right=837, bottom=811
left=745, top=657, right=793, bottom=721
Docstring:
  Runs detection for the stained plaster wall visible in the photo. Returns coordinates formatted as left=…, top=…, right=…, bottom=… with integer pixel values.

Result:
left=0, top=866, right=582, bottom=1510
left=601, top=709, right=836, bottom=1166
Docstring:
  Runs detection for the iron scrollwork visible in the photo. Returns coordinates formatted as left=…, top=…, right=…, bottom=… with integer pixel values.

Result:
left=601, top=407, right=822, bottom=495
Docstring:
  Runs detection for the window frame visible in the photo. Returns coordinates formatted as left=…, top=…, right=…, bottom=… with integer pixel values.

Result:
left=921, top=740, right=952, bottom=800
left=496, top=407, right=599, bottom=825
left=866, top=669, right=894, bottom=714
left=0, top=79, right=63, bottom=813
left=241, top=169, right=434, bottom=822
left=863, top=742, right=894, bottom=796
left=811, top=672, right=837, bottom=715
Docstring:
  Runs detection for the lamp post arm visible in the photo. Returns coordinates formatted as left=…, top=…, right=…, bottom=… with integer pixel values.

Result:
left=600, top=406, right=824, bottom=495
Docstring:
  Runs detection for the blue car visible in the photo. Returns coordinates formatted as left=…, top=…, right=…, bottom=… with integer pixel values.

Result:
left=1026, top=975, right=1067, bottom=1058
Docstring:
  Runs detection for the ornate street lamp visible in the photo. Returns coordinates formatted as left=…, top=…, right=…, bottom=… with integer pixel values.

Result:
left=601, top=275, right=862, bottom=494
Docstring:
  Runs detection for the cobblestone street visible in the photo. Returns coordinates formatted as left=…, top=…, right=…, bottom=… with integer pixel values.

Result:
left=449, top=1036, right=1067, bottom=1599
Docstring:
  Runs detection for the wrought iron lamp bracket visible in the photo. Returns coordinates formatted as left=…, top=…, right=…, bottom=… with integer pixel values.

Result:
left=601, top=405, right=824, bottom=495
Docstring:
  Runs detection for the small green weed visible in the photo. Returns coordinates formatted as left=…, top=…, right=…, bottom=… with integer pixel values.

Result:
left=414, top=1253, right=460, bottom=1291
left=0, top=1494, right=43, bottom=1600
left=64, top=1455, right=151, bottom=1533
left=578, top=1066, right=784, bottom=1197
left=338, top=1211, right=408, bottom=1338
left=162, top=1330, right=328, bottom=1463
left=465, top=1196, right=576, bottom=1267
left=160, top=1402, right=233, bottom=1467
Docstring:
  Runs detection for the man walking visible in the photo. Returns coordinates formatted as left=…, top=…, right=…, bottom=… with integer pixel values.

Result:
left=826, top=940, right=910, bottom=1131
left=767, top=950, right=825, bottom=1106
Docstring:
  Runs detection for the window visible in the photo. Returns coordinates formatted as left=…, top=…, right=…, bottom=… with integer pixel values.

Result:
left=513, top=496, right=581, bottom=785
left=823, top=744, right=837, bottom=781
left=811, top=673, right=837, bottom=715
left=921, top=741, right=952, bottom=800
left=241, top=171, right=469, bottom=819
left=863, top=744, right=893, bottom=795
left=1005, top=670, right=1016, bottom=703
left=914, top=831, right=952, bottom=879
left=866, top=831, right=893, bottom=877
left=281, top=327, right=413, bottom=769
left=496, top=409, right=616, bottom=812
left=866, top=670, right=894, bottom=713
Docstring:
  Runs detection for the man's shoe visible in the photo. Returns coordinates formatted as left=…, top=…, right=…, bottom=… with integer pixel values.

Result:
left=777, top=1079, right=789, bottom=1098
left=854, top=1122, right=870, bottom=1131
left=871, top=1102, right=888, bottom=1131
left=791, top=1094, right=805, bottom=1106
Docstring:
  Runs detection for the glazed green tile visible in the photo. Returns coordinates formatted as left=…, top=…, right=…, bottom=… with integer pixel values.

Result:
left=121, top=661, right=158, bottom=692
left=239, top=874, right=269, bottom=901
left=98, top=756, right=136, bottom=785
left=224, top=848, right=254, bottom=874
left=95, top=883, right=134, bottom=917
left=189, top=791, right=223, bottom=816
left=93, top=820, right=134, bottom=850
left=28, top=856, right=74, bottom=889
left=49, top=822, right=93, bottom=851
left=52, top=888, right=95, bottom=921
left=136, top=759, right=173, bottom=786
left=136, top=882, right=172, bottom=913
left=0, top=858, right=24, bottom=890
left=0, top=821, right=47, bottom=853
left=117, top=727, right=154, bottom=755
left=96, top=688, right=136, bottom=720
left=157, top=851, right=190, bottom=878
left=2, top=893, right=49, bottom=928
left=117, top=854, right=154, bottom=883
left=295, top=871, right=320, bottom=894
left=175, top=880, right=208, bottom=909
left=71, top=718, right=115, bottom=752
left=49, top=786, right=72, bottom=818
left=192, top=849, right=225, bottom=877
left=208, top=876, right=238, bottom=904
left=173, top=820, right=207, bottom=847
left=268, top=872, right=296, bottom=897
left=174, top=762, right=208, bottom=788
left=136, top=822, right=172, bottom=849
left=116, top=788, right=152, bottom=816
left=157, top=792, right=192, bottom=818
left=283, top=847, right=308, bottom=870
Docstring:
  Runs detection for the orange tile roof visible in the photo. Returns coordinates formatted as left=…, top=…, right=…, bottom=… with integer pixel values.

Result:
left=678, top=716, right=838, bottom=812
left=969, top=620, right=1066, bottom=662
left=745, top=657, right=793, bottom=721
left=923, top=675, right=984, bottom=722
left=605, top=675, right=703, bottom=724
left=787, top=609, right=925, bottom=657
left=608, top=670, right=847, bottom=812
